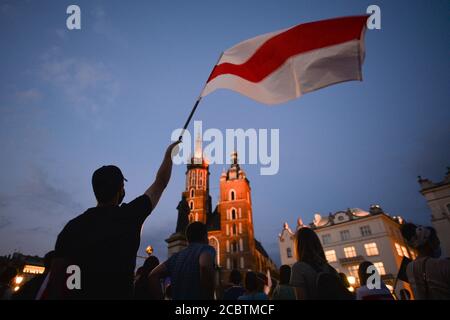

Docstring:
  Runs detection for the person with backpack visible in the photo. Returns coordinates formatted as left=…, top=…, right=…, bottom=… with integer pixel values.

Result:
left=401, top=223, right=450, bottom=299
left=271, top=265, right=296, bottom=300
left=289, top=227, right=354, bottom=300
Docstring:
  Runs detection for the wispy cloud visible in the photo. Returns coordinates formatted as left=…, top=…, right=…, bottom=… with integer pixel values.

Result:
left=15, top=88, right=43, bottom=103
left=39, top=57, right=120, bottom=113
left=0, top=165, right=83, bottom=254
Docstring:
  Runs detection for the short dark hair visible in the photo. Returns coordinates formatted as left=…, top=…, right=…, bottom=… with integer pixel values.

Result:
left=229, top=269, right=241, bottom=285
left=185, top=222, right=207, bottom=243
left=358, top=261, right=375, bottom=286
left=92, top=165, right=126, bottom=203
left=400, top=223, right=417, bottom=242
left=279, top=265, right=291, bottom=285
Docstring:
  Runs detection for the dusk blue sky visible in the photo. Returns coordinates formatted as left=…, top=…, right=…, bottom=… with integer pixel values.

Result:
left=0, top=0, right=449, bottom=267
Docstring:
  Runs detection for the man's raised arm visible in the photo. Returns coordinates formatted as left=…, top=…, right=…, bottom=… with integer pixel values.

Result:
left=145, top=141, right=180, bottom=207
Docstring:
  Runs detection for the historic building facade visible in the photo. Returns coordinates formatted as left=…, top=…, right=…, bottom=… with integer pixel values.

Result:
left=278, top=205, right=415, bottom=298
left=166, top=143, right=277, bottom=286
left=418, top=168, right=450, bottom=258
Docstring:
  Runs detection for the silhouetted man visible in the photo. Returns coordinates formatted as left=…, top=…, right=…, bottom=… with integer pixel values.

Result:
left=48, top=141, right=179, bottom=299
left=149, top=222, right=216, bottom=300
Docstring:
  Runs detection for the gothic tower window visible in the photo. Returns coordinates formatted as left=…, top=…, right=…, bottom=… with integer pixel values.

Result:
left=190, top=189, right=194, bottom=198
left=232, top=258, right=238, bottom=270
left=232, top=224, right=237, bottom=236
left=231, top=209, right=236, bottom=220
left=287, top=247, right=293, bottom=258
left=232, top=241, right=238, bottom=253
left=230, top=189, right=236, bottom=201
left=189, top=201, right=194, bottom=210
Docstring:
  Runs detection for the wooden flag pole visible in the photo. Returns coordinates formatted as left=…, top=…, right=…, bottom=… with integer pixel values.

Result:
left=178, top=96, right=202, bottom=141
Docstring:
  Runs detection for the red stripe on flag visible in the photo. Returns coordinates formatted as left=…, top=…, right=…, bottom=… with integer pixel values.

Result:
left=207, top=16, right=368, bottom=84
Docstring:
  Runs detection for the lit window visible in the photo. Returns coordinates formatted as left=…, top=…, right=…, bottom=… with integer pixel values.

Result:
left=395, top=243, right=403, bottom=256
left=364, top=243, right=379, bottom=256
left=322, top=234, right=331, bottom=245
left=348, top=265, right=360, bottom=284
left=344, top=246, right=357, bottom=258
left=340, top=230, right=351, bottom=241
left=360, top=225, right=372, bottom=237
left=325, top=250, right=337, bottom=262
left=23, top=265, right=45, bottom=274
left=374, top=262, right=386, bottom=275
left=287, top=248, right=293, bottom=258
left=401, top=246, right=410, bottom=258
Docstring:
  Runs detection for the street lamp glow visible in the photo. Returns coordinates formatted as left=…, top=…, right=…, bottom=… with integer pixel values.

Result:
left=146, top=245, right=153, bottom=256
left=347, top=276, right=356, bottom=285
left=15, top=276, right=24, bottom=285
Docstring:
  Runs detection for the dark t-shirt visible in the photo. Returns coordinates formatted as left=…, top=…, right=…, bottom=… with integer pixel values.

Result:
left=54, top=195, right=152, bottom=299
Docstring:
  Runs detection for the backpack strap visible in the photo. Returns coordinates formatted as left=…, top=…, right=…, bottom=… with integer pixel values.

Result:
left=412, top=257, right=430, bottom=299
left=421, top=257, right=430, bottom=299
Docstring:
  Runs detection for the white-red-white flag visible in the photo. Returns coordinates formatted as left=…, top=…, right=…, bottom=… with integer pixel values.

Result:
left=201, top=15, right=368, bottom=105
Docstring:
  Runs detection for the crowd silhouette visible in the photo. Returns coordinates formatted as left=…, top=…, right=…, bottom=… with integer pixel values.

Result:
left=1, top=142, right=449, bottom=300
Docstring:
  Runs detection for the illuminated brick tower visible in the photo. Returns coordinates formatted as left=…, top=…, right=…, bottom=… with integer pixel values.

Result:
left=183, top=134, right=212, bottom=224
left=167, top=144, right=277, bottom=285
left=208, top=152, right=277, bottom=284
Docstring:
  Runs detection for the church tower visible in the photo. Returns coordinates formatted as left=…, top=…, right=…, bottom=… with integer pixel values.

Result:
left=208, top=152, right=261, bottom=282
left=183, top=134, right=211, bottom=224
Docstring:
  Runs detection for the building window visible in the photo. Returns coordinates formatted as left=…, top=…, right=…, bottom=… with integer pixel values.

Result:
left=322, top=234, right=331, bottom=245
left=325, top=250, right=337, bottom=262
left=231, top=209, right=237, bottom=220
left=395, top=243, right=403, bottom=256
left=374, top=262, right=386, bottom=275
left=232, top=241, right=238, bottom=253
left=232, top=224, right=237, bottom=236
left=401, top=246, right=410, bottom=258
left=232, top=258, right=238, bottom=269
left=340, top=230, right=351, bottom=241
left=395, top=242, right=410, bottom=258
left=230, top=190, right=236, bottom=201
left=348, top=265, right=360, bottom=284
left=360, top=225, right=372, bottom=237
left=344, top=246, right=357, bottom=258
left=364, top=243, right=379, bottom=256
left=189, top=201, right=194, bottom=210
left=190, top=189, right=194, bottom=198
left=287, top=248, right=293, bottom=258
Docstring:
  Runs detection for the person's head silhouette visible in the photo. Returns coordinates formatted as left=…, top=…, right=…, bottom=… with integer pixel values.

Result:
left=229, top=269, right=242, bottom=286
left=92, top=165, right=127, bottom=206
left=295, top=227, right=327, bottom=267
left=279, top=265, right=292, bottom=285
left=185, top=222, right=208, bottom=244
